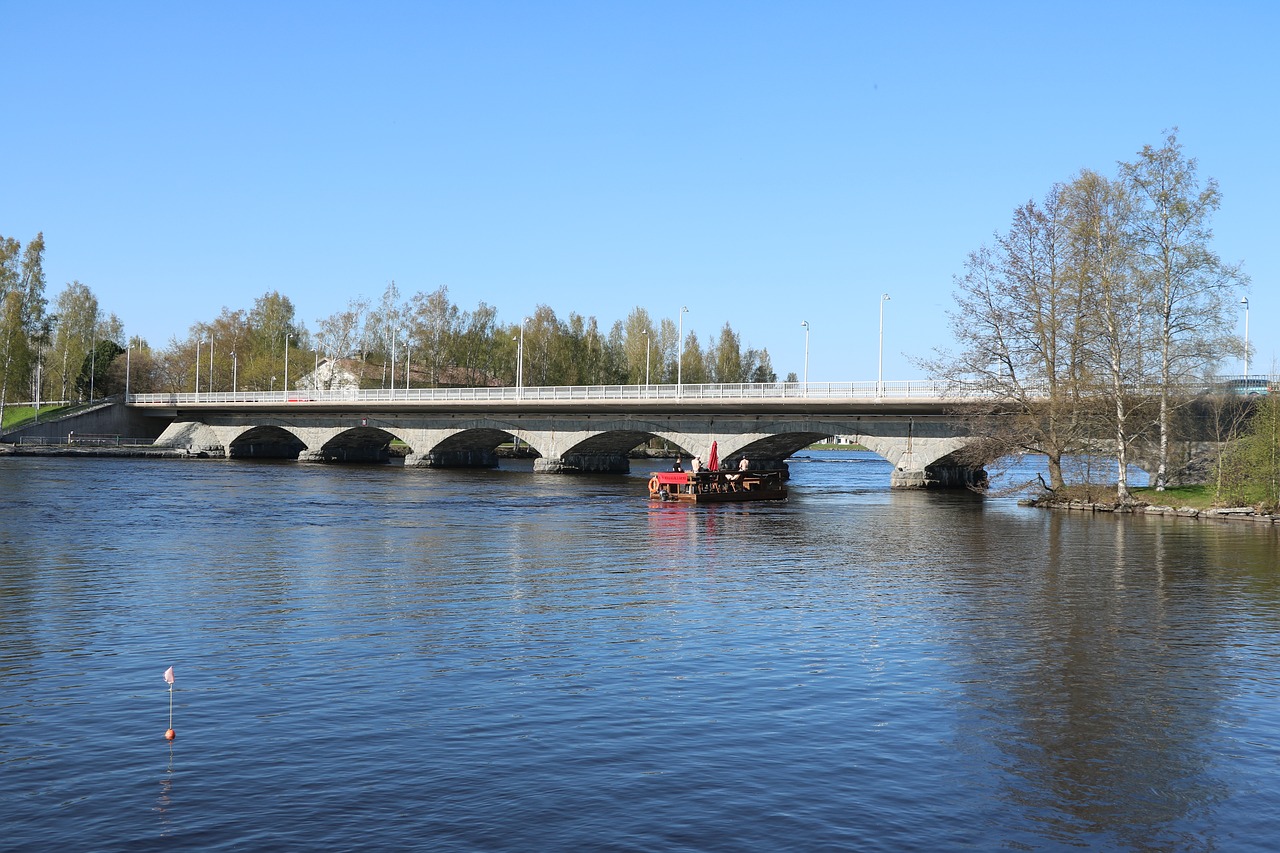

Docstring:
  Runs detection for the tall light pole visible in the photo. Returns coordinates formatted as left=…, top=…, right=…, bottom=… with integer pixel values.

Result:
left=1242, top=296, right=1250, bottom=377
left=125, top=337, right=132, bottom=399
left=195, top=339, right=203, bottom=399
left=405, top=342, right=412, bottom=390
left=209, top=339, right=215, bottom=393
left=643, top=329, right=651, bottom=389
left=284, top=333, right=292, bottom=396
left=801, top=320, right=810, bottom=392
left=877, top=294, right=891, bottom=398
left=677, top=306, right=689, bottom=396
left=231, top=351, right=238, bottom=394
left=390, top=329, right=397, bottom=395
left=517, top=317, right=528, bottom=398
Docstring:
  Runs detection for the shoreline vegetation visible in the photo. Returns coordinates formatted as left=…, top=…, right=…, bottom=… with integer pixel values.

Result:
left=1024, top=487, right=1280, bottom=525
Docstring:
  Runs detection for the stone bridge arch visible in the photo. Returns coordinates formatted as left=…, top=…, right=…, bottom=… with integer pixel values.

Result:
left=226, top=425, right=308, bottom=459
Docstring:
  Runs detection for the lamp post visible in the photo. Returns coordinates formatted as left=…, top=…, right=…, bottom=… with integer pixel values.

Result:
left=643, top=329, right=650, bottom=389
left=125, top=338, right=132, bottom=399
left=284, top=333, right=292, bottom=397
left=195, top=339, right=203, bottom=399
left=209, top=339, right=215, bottom=393
left=677, top=306, right=689, bottom=396
left=405, top=343, right=412, bottom=390
left=801, top=320, right=810, bottom=393
left=877, top=294, right=890, bottom=398
left=390, top=329, right=398, bottom=396
left=231, top=351, right=238, bottom=394
left=517, top=317, right=528, bottom=398
left=1242, top=296, right=1250, bottom=378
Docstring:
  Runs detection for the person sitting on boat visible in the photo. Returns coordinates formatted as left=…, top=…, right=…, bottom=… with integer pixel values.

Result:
left=725, top=457, right=748, bottom=488
left=672, top=458, right=684, bottom=472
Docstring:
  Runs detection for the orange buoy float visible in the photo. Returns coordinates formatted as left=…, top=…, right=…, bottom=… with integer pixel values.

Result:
left=165, top=728, right=176, bottom=740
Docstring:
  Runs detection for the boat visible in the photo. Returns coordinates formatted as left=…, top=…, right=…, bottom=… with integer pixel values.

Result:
left=647, top=469, right=788, bottom=503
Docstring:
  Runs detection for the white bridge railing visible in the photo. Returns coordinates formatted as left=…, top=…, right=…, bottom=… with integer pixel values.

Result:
left=128, top=380, right=962, bottom=406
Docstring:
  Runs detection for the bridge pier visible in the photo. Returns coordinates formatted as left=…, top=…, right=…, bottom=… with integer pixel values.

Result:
left=303, top=446, right=392, bottom=464
left=410, top=449, right=500, bottom=468
left=891, top=462, right=987, bottom=490
left=534, top=451, right=631, bottom=474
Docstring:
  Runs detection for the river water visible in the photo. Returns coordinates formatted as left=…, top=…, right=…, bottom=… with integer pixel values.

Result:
left=1, top=452, right=1278, bottom=851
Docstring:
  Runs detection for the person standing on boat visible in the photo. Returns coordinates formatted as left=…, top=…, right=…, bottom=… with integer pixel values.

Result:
left=672, top=457, right=684, bottom=472
left=692, top=457, right=703, bottom=472
left=738, top=458, right=749, bottom=472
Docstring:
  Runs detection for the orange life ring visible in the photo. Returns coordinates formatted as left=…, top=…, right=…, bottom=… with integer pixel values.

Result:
left=648, top=475, right=660, bottom=495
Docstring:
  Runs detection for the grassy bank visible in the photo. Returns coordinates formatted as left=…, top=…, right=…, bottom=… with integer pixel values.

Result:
left=2, top=405, right=74, bottom=431
left=1044, top=483, right=1220, bottom=509
left=1129, top=484, right=1218, bottom=510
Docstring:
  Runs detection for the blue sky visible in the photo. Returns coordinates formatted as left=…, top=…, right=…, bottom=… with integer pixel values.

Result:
left=4, top=2, right=1275, bottom=381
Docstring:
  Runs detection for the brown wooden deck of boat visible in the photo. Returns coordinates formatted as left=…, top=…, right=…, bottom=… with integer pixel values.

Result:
left=647, top=469, right=787, bottom=503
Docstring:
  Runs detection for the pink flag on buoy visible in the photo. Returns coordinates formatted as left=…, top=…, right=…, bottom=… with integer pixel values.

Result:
left=163, top=666, right=175, bottom=685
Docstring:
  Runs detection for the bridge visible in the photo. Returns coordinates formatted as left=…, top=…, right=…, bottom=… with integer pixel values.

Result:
left=126, top=380, right=987, bottom=488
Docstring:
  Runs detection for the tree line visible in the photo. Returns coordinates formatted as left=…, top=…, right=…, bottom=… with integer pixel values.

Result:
left=0, top=240, right=777, bottom=422
left=929, top=129, right=1252, bottom=497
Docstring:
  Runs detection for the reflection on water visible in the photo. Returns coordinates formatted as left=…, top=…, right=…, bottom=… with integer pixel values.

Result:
left=1, top=453, right=1277, bottom=851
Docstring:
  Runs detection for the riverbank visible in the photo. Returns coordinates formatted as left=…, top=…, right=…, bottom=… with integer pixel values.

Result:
left=0, top=444, right=193, bottom=459
left=1022, top=494, right=1280, bottom=525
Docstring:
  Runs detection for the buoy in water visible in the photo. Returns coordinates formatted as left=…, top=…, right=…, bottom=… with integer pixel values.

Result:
left=165, top=728, right=176, bottom=741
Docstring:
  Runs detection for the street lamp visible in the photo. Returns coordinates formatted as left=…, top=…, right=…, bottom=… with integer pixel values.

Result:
left=517, top=317, right=529, bottom=398
left=231, top=351, right=238, bottom=394
left=209, top=339, right=215, bottom=394
left=195, top=339, right=204, bottom=399
left=877, top=294, right=890, bottom=398
left=284, top=333, right=293, bottom=397
left=390, top=329, right=398, bottom=396
left=1242, top=296, right=1250, bottom=378
left=643, top=329, right=651, bottom=389
left=801, top=320, right=810, bottom=392
left=125, top=337, right=132, bottom=399
left=677, top=306, right=689, bottom=396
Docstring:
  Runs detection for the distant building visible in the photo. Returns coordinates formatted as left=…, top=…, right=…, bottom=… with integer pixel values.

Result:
left=297, top=357, right=504, bottom=391
left=297, top=358, right=362, bottom=392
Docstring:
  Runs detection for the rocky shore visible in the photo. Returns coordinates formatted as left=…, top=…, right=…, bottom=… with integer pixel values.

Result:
left=1021, top=496, right=1279, bottom=525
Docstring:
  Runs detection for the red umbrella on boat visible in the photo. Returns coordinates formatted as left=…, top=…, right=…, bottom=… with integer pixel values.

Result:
left=708, top=441, right=719, bottom=471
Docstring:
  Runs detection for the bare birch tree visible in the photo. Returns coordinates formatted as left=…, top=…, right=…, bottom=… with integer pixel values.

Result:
left=1065, top=169, right=1148, bottom=500
left=926, top=187, right=1089, bottom=488
left=1120, top=129, right=1248, bottom=489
